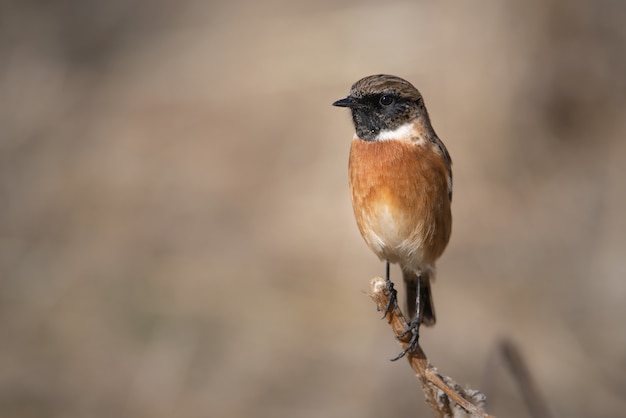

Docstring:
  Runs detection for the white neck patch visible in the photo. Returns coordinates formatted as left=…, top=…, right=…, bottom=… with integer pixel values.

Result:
left=374, top=122, right=415, bottom=142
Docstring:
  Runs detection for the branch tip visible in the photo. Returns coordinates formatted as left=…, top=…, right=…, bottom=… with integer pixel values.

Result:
left=367, top=276, right=492, bottom=418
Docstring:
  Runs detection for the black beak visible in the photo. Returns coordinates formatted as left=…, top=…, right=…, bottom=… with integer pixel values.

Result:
left=332, top=96, right=365, bottom=109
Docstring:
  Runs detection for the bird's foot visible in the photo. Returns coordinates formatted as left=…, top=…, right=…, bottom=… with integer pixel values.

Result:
left=391, top=316, right=421, bottom=361
left=381, top=278, right=398, bottom=319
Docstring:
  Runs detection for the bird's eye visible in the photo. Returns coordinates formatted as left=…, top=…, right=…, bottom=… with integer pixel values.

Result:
left=379, top=95, right=394, bottom=106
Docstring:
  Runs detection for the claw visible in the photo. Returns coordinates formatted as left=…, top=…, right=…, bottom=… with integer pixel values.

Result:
left=391, top=316, right=421, bottom=361
left=380, top=261, right=397, bottom=319
left=381, top=279, right=398, bottom=319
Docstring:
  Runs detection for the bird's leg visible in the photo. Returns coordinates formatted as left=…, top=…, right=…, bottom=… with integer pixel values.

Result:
left=382, top=261, right=397, bottom=319
left=393, top=273, right=422, bottom=360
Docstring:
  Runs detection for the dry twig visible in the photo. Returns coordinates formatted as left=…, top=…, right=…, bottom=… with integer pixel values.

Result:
left=369, top=277, right=494, bottom=418
left=485, top=339, right=553, bottom=418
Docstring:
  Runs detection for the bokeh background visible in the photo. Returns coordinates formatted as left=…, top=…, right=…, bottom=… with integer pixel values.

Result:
left=1, top=1, right=625, bottom=417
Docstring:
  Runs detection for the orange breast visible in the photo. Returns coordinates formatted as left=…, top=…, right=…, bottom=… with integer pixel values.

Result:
left=348, top=138, right=451, bottom=271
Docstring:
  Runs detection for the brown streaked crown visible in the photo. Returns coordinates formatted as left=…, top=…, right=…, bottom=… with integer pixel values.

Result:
left=332, top=74, right=430, bottom=142
left=349, top=74, right=423, bottom=102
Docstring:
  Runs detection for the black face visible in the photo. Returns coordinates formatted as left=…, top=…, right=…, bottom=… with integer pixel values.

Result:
left=333, top=92, right=420, bottom=141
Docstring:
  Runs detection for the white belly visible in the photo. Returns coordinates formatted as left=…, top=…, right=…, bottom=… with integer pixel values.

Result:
left=359, top=203, right=427, bottom=269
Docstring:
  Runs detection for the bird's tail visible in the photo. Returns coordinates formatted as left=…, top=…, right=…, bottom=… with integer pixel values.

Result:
left=403, top=269, right=436, bottom=326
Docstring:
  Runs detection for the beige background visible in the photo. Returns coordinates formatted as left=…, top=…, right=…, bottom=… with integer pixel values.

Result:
left=1, top=1, right=625, bottom=417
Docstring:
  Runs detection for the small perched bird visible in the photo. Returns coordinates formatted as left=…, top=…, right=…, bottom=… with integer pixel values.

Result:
left=333, top=74, right=452, bottom=356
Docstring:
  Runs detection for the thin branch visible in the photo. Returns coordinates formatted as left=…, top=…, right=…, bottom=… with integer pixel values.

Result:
left=369, top=277, right=494, bottom=418
left=499, top=339, right=553, bottom=418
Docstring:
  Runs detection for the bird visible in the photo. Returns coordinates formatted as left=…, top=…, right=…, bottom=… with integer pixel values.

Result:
left=332, top=74, right=452, bottom=357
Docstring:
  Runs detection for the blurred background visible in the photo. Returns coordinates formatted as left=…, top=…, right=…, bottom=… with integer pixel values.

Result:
left=1, top=1, right=625, bottom=417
